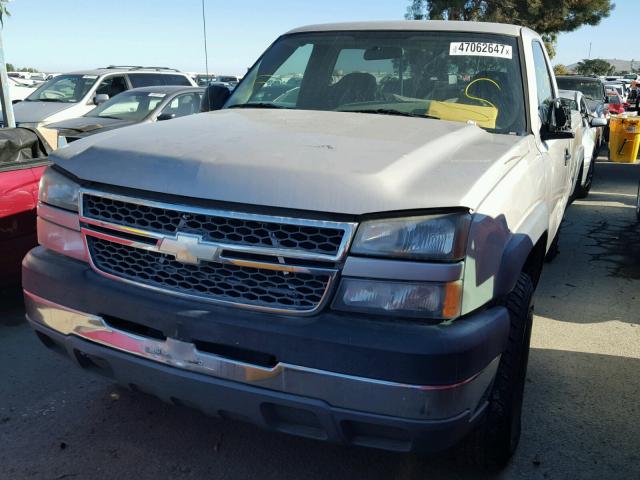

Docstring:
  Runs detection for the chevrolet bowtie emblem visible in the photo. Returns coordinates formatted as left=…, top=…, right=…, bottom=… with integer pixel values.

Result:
left=158, top=233, right=221, bottom=265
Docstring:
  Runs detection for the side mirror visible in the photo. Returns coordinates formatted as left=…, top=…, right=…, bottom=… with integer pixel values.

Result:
left=201, top=84, right=231, bottom=112
left=94, top=94, right=109, bottom=105
left=540, top=98, right=575, bottom=141
left=156, top=112, right=176, bottom=121
left=590, top=117, right=608, bottom=128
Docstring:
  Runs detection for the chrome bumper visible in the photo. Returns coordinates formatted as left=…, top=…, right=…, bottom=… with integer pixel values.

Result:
left=24, top=290, right=499, bottom=421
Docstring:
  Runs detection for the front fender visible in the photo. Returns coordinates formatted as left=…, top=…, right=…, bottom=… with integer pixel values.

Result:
left=494, top=202, right=549, bottom=297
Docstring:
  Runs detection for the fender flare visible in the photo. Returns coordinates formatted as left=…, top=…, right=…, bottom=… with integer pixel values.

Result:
left=494, top=202, right=549, bottom=297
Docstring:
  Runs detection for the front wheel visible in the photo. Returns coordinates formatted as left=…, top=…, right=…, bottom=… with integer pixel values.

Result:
left=461, top=272, right=535, bottom=469
left=545, top=229, right=560, bottom=263
left=575, top=158, right=595, bottom=199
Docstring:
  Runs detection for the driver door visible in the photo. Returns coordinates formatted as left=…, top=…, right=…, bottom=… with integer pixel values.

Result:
left=531, top=41, right=570, bottom=240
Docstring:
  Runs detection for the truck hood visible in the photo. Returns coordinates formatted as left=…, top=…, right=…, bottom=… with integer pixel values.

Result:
left=10, top=100, right=73, bottom=123
left=52, top=109, right=531, bottom=215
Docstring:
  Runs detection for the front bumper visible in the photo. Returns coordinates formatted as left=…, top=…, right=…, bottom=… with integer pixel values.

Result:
left=23, top=247, right=510, bottom=452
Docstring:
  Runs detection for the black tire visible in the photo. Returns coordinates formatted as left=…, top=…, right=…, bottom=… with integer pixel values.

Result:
left=544, top=230, right=559, bottom=263
left=574, top=158, right=595, bottom=199
left=462, top=273, right=535, bottom=470
left=636, top=181, right=640, bottom=222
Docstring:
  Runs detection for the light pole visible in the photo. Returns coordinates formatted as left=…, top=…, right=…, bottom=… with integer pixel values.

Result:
left=201, top=0, right=209, bottom=80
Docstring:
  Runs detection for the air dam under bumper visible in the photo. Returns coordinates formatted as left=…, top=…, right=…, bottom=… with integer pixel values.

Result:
left=23, top=247, right=509, bottom=452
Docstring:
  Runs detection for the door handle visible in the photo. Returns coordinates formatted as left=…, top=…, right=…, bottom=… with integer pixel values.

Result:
left=564, top=149, right=571, bottom=166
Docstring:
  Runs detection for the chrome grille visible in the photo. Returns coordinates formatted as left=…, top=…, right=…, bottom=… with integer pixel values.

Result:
left=83, top=194, right=345, bottom=256
left=88, top=237, right=332, bottom=311
left=79, top=190, right=356, bottom=314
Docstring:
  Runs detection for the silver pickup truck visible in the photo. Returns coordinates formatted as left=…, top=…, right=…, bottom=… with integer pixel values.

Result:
left=24, top=21, right=587, bottom=468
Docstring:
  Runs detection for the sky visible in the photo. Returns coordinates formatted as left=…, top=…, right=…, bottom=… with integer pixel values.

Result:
left=1, top=0, right=635, bottom=75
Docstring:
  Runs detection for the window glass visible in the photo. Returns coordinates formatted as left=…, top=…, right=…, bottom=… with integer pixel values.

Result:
left=129, top=73, right=191, bottom=88
left=26, top=75, right=98, bottom=103
left=86, top=91, right=164, bottom=121
left=580, top=99, right=589, bottom=116
left=95, top=75, right=128, bottom=98
left=532, top=42, right=554, bottom=110
left=243, top=43, right=313, bottom=105
left=227, top=32, right=526, bottom=134
left=560, top=97, right=577, bottom=111
left=160, top=93, right=203, bottom=118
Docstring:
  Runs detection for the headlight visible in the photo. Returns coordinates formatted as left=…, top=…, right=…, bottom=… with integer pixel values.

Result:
left=350, top=213, right=470, bottom=261
left=333, top=278, right=461, bottom=320
left=39, top=167, right=80, bottom=212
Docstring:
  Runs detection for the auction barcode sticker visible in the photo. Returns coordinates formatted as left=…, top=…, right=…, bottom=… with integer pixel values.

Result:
left=450, top=42, right=513, bottom=59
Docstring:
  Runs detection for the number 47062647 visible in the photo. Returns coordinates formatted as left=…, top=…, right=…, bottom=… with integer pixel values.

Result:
left=449, top=42, right=513, bottom=59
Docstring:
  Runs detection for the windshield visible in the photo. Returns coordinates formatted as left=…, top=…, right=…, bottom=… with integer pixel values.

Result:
left=226, top=31, right=526, bottom=134
left=86, top=91, right=165, bottom=121
left=26, top=74, right=98, bottom=103
left=556, top=78, right=603, bottom=101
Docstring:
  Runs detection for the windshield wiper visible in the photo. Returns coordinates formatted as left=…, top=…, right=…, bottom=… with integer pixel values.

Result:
left=227, top=103, right=289, bottom=109
left=33, top=98, right=66, bottom=103
left=341, top=108, right=440, bottom=120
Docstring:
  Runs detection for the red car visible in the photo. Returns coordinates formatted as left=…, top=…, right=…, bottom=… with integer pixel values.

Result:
left=0, top=128, right=50, bottom=287
left=606, top=91, right=625, bottom=115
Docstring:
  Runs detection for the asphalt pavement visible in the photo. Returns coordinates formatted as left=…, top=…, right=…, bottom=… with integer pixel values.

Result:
left=1, top=153, right=639, bottom=480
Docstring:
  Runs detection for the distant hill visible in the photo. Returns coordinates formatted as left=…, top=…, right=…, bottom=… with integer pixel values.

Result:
left=567, top=58, right=638, bottom=73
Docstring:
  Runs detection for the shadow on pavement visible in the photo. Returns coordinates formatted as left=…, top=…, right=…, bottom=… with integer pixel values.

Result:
left=535, top=160, right=640, bottom=324
left=519, top=347, right=640, bottom=476
left=3, top=346, right=637, bottom=480
left=0, top=287, right=25, bottom=327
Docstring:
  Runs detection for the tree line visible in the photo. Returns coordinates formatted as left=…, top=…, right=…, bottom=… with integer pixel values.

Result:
left=5, top=63, right=40, bottom=73
left=554, top=58, right=631, bottom=77
left=405, top=0, right=614, bottom=58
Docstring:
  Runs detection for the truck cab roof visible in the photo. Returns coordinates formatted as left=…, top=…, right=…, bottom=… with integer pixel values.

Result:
left=286, top=20, right=531, bottom=38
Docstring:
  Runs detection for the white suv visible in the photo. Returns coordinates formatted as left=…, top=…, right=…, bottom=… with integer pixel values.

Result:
left=8, top=66, right=196, bottom=129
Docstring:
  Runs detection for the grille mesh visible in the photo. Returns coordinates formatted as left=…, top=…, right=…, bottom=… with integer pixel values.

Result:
left=83, top=195, right=344, bottom=256
left=88, top=237, right=332, bottom=311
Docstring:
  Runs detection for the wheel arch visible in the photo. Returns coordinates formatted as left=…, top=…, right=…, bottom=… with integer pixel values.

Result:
left=495, top=203, right=549, bottom=295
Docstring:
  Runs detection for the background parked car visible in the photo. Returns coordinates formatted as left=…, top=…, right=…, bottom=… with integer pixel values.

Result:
left=8, top=77, right=39, bottom=103
left=556, top=75, right=609, bottom=148
left=559, top=89, right=604, bottom=198
left=0, top=128, right=50, bottom=287
left=3, top=66, right=197, bottom=133
left=606, top=91, right=625, bottom=115
left=194, top=74, right=217, bottom=87
left=49, top=86, right=205, bottom=145
left=605, top=82, right=627, bottom=102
